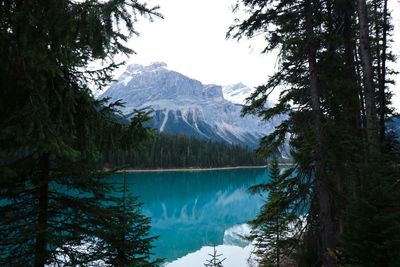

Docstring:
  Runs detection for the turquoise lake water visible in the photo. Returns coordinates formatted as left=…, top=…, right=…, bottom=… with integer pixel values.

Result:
left=109, top=168, right=269, bottom=262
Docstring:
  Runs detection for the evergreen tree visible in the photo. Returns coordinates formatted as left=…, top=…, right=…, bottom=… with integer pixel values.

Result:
left=0, top=0, right=162, bottom=266
left=249, top=158, right=303, bottom=267
left=204, top=245, right=226, bottom=267
left=229, top=0, right=400, bottom=265
left=341, top=157, right=400, bottom=267
left=93, top=173, right=162, bottom=267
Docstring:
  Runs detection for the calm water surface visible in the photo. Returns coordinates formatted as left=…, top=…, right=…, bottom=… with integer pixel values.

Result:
left=109, top=168, right=269, bottom=261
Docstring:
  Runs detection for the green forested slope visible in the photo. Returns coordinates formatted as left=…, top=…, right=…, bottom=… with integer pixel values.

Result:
left=103, top=134, right=265, bottom=168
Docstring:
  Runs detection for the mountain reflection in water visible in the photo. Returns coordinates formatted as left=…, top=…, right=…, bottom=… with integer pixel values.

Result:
left=108, top=168, right=269, bottom=261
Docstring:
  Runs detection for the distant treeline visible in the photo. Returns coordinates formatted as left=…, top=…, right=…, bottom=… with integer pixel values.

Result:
left=103, top=134, right=265, bottom=169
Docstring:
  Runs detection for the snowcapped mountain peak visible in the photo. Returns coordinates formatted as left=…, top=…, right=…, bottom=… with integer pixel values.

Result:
left=117, top=62, right=169, bottom=85
left=148, top=61, right=168, bottom=69
left=126, top=62, right=168, bottom=72
left=223, top=83, right=248, bottom=92
left=222, top=83, right=253, bottom=105
left=100, top=63, right=280, bottom=148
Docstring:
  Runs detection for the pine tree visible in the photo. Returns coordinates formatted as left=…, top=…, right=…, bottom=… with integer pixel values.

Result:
left=0, top=0, right=162, bottom=266
left=229, top=0, right=400, bottom=265
left=92, top=172, right=162, bottom=267
left=248, top=158, right=301, bottom=267
left=357, top=0, right=379, bottom=149
left=204, top=245, right=226, bottom=267
left=304, top=0, right=336, bottom=264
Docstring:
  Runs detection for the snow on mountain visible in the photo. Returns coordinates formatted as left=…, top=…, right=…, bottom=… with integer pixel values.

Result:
left=100, top=62, right=279, bottom=148
left=222, top=83, right=253, bottom=105
left=223, top=224, right=251, bottom=247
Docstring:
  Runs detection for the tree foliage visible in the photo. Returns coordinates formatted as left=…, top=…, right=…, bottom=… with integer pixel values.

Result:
left=103, top=133, right=265, bottom=169
left=229, top=0, right=400, bottom=265
left=248, top=158, right=303, bottom=267
left=0, top=0, right=162, bottom=266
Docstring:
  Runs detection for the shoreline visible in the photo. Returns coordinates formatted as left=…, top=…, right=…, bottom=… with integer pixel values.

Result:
left=119, top=165, right=268, bottom=173
left=115, top=163, right=295, bottom=173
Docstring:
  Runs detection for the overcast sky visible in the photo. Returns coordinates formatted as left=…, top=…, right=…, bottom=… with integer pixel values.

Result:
left=108, top=0, right=400, bottom=109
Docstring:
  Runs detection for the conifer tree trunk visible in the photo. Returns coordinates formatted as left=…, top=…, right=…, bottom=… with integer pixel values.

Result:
left=357, top=0, right=378, bottom=149
left=34, top=153, right=50, bottom=267
left=305, top=0, right=336, bottom=266
left=343, top=2, right=363, bottom=132
left=378, top=0, right=388, bottom=144
left=374, top=1, right=382, bottom=94
left=354, top=46, right=367, bottom=128
left=341, top=0, right=364, bottom=233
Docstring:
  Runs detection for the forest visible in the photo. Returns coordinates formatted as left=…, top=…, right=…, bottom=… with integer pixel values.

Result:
left=103, top=133, right=265, bottom=169
left=1, top=0, right=400, bottom=266
left=230, top=0, right=400, bottom=266
left=0, top=1, right=163, bottom=266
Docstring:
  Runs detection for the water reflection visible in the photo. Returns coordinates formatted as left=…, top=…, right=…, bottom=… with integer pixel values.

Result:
left=109, top=168, right=269, bottom=261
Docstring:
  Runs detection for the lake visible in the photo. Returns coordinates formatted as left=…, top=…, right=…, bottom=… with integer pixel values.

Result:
left=109, top=167, right=269, bottom=265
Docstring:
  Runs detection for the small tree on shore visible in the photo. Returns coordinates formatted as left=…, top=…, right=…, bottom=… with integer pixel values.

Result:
left=204, top=245, right=226, bottom=267
left=248, top=158, right=298, bottom=267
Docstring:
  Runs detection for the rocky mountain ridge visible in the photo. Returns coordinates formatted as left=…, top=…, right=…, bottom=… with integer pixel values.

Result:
left=100, top=62, right=280, bottom=148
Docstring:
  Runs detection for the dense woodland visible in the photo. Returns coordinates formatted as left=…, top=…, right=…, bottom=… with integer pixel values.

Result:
left=1, top=0, right=400, bottom=266
left=229, top=0, right=400, bottom=266
left=103, top=133, right=265, bottom=169
left=0, top=1, right=163, bottom=266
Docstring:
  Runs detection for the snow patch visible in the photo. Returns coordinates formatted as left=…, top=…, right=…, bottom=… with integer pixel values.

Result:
left=215, top=121, right=247, bottom=143
left=222, top=83, right=253, bottom=105
left=160, top=110, right=169, bottom=132
left=223, top=224, right=252, bottom=247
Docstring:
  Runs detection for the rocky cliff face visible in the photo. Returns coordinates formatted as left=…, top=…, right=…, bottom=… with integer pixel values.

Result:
left=100, top=62, right=280, bottom=148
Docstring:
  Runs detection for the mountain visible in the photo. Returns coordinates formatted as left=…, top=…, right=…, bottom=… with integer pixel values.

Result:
left=222, top=83, right=253, bottom=105
left=387, top=115, right=400, bottom=139
left=100, top=62, right=280, bottom=148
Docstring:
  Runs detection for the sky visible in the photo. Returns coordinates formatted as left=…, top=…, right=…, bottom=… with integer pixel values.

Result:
left=108, top=0, right=400, bottom=109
